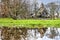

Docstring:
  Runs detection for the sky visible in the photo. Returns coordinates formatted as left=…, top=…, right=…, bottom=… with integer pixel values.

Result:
left=38, top=0, right=60, bottom=4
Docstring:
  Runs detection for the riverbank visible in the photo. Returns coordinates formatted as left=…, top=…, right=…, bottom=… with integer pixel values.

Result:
left=0, top=18, right=60, bottom=28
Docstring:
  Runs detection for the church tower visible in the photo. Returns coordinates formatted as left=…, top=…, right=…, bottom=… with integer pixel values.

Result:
left=37, top=3, right=48, bottom=18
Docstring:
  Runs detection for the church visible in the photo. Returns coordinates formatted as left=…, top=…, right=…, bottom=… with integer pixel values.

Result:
left=37, top=3, right=49, bottom=18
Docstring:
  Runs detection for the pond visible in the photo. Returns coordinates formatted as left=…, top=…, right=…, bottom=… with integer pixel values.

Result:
left=0, top=27, right=60, bottom=40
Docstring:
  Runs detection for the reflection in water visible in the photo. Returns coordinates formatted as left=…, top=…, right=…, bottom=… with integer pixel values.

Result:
left=46, top=28, right=59, bottom=39
left=0, top=27, right=60, bottom=40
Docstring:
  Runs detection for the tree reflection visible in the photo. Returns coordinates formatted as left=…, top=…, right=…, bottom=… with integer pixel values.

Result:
left=46, top=27, right=59, bottom=39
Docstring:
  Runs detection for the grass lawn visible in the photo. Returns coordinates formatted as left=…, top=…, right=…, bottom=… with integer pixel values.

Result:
left=0, top=18, right=60, bottom=28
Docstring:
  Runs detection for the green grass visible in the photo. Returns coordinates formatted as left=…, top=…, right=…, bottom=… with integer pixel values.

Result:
left=0, top=18, right=60, bottom=28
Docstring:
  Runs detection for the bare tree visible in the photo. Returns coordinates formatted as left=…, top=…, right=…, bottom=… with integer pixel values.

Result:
left=49, top=3, right=58, bottom=19
left=0, top=0, right=31, bottom=19
left=32, top=0, right=38, bottom=18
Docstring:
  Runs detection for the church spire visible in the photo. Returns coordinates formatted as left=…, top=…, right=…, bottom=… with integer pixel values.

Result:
left=40, top=3, right=44, bottom=8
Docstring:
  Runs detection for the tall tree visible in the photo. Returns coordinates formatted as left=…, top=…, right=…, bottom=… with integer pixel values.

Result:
left=1, top=0, right=31, bottom=19
left=49, top=3, right=58, bottom=19
left=1, top=0, right=10, bottom=18
left=33, top=0, right=38, bottom=18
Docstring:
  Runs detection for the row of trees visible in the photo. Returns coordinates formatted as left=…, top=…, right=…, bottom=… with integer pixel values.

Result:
left=0, top=0, right=60, bottom=19
left=0, top=0, right=38, bottom=19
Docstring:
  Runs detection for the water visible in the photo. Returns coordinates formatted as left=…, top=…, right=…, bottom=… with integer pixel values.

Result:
left=0, top=27, right=60, bottom=40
